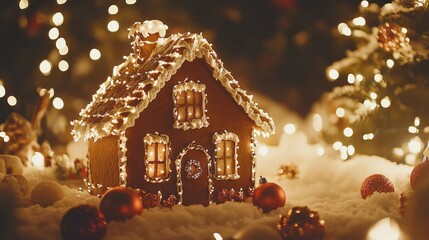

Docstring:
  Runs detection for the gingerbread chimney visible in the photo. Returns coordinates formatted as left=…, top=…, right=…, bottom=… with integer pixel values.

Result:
left=128, top=20, right=169, bottom=60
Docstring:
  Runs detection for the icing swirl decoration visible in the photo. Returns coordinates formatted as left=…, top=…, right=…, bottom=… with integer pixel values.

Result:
left=185, top=159, right=202, bottom=180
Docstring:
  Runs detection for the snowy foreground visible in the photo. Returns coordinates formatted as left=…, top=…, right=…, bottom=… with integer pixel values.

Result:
left=8, top=130, right=414, bottom=240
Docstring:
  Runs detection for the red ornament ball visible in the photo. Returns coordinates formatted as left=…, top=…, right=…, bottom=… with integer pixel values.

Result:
left=360, top=174, right=395, bottom=199
left=410, top=160, right=429, bottom=190
left=99, top=187, right=143, bottom=222
left=277, top=206, right=325, bottom=240
left=252, top=182, right=286, bottom=212
left=60, top=204, right=107, bottom=240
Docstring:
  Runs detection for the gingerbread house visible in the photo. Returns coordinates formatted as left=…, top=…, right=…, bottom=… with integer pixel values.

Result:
left=72, top=20, right=275, bottom=206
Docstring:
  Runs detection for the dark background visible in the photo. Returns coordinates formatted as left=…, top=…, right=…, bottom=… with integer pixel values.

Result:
left=0, top=0, right=390, bottom=123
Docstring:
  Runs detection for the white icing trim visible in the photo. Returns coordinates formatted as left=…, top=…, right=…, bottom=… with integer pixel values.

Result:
left=72, top=27, right=275, bottom=142
left=250, top=129, right=258, bottom=187
left=128, top=20, right=168, bottom=38
left=119, top=132, right=128, bottom=186
left=212, top=131, right=240, bottom=180
left=172, top=80, right=209, bottom=130
left=175, top=142, right=214, bottom=205
left=143, top=133, right=171, bottom=183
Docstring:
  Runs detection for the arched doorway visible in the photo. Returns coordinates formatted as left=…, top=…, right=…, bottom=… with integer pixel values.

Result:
left=176, top=142, right=213, bottom=206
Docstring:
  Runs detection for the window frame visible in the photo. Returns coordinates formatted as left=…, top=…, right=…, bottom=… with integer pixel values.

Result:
left=172, top=80, right=209, bottom=130
left=212, top=131, right=240, bottom=180
left=143, top=133, right=171, bottom=183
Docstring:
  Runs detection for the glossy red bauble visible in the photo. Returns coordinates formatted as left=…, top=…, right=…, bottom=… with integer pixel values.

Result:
left=252, top=182, right=286, bottom=212
left=60, top=204, right=107, bottom=240
left=360, top=174, right=395, bottom=199
left=410, top=161, right=429, bottom=190
left=99, top=187, right=143, bottom=222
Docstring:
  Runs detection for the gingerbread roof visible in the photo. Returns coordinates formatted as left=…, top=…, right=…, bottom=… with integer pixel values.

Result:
left=72, top=21, right=275, bottom=141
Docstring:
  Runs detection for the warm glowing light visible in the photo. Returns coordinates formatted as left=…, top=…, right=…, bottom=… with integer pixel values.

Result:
left=213, top=233, right=223, bottom=240
left=313, top=114, right=323, bottom=132
left=328, top=69, right=339, bottom=80
left=107, top=20, right=120, bottom=32
left=31, top=152, right=45, bottom=169
left=108, top=5, right=119, bottom=14
left=370, top=92, right=377, bottom=100
left=0, top=132, right=5, bottom=138
left=408, top=126, right=418, bottom=134
left=57, top=0, right=67, bottom=4
left=387, top=59, right=394, bottom=68
left=19, top=0, right=29, bottom=9
left=0, top=85, right=5, bottom=98
left=408, top=137, right=423, bottom=154
left=59, top=46, right=69, bottom=55
left=363, top=133, right=374, bottom=140
left=393, top=148, right=404, bottom=157
left=125, top=0, right=137, bottom=5
left=414, top=117, right=421, bottom=126
left=52, top=12, right=64, bottom=26
left=340, top=146, right=348, bottom=160
left=336, top=107, right=345, bottom=118
left=338, top=23, right=352, bottom=36
left=58, top=60, right=69, bottom=72
left=347, top=145, right=355, bottom=156
left=333, top=141, right=342, bottom=150
left=401, top=28, right=407, bottom=34
left=53, top=97, right=64, bottom=109
left=56, top=37, right=66, bottom=49
left=48, top=27, right=59, bottom=40
left=316, top=145, right=325, bottom=156
left=352, top=17, right=366, bottom=26
left=356, top=74, right=364, bottom=82
left=361, top=0, right=369, bottom=7
left=347, top=74, right=355, bottom=84
left=367, top=218, right=400, bottom=240
left=405, top=154, right=417, bottom=165
left=7, top=96, right=17, bottom=106
left=374, top=73, right=383, bottom=82
left=283, top=123, right=296, bottom=135
left=39, top=59, right=52, bottom=76
left=90, top=49, right=101, bottom=60
left=343, top=127, right=353, bottom=137
left=258, top=145, right=269, bottom=156
left=3, top=135, right=10, bottom=142
left=380, top=97, right=391, bottom=108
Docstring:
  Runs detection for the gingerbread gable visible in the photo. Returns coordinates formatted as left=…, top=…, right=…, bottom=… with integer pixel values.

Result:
left=72, top=22, right=275, bottom=141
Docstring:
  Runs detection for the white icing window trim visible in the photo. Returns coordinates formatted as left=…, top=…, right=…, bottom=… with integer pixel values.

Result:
left=143, top=133, right=171, bottom=183
left=212, top=131, right=240, bottom=180
left=172, top=80, right=209, bottom=130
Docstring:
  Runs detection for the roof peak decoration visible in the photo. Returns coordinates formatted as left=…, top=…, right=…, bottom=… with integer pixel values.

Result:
left=71, top=20, right=275, bottom=141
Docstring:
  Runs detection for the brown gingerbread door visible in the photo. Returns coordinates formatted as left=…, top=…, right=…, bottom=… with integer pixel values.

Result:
left=176, top=143, right=212, bottom=206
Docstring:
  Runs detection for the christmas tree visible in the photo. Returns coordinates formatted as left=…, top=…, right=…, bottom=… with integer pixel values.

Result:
left=322, top=0, right=429, bottom=164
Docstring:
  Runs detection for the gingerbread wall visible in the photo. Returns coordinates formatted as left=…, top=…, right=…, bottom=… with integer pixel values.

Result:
left=124, top=59, right=256, bottom=204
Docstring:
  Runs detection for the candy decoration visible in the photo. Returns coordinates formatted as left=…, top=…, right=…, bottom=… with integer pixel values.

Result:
left=410, top=160, right=429, bottom=190
left=184, top=159, right=202, bottom=179
left=277, top=206, right=325, bottom=240
left=232, top=188, right=246, bottom=202
left=377, top=22, right=409, bottom=52
left=137, top=189, right=158, bottom=209
left=162, top=194, right=177, bottom=208
left=2, top=173, right=29, bottom=196
left=360, top=174, right=395, bottom=199
left=99, top=187, right=143, bottom=221
left=252, top=177, right=286, bottom=212
left=31, top=180, right=64, bottom=207
left=60, top=204, right=107, bottom=240
left=217, top=188, right=232, bottom=204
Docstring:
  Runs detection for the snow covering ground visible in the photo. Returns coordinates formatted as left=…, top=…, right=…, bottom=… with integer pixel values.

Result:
left=1, top=130, right=413, bottom=240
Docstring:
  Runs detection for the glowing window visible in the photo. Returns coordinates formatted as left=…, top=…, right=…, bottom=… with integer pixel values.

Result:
left=213, top=132, right=240, bottom=180
left=173, top=80, right=208, bottom=130
left=144, top=134, right=170, bottom=182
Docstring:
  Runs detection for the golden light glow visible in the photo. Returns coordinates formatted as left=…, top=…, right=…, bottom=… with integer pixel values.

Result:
left=414, top=117, right=420, bottom=126
left=338, top=23, right=352, bottom=36
left=363, top=133, right=374, bottom=140
left=380, top=97, right=391, bottom=109
left=53, top=97, right=64, bottom=109
left=347, top=74, right=355, bottom=84
left=19, top=0, right=29, bottom=9
left=387, top=59, right=394, bottom=68
left=31, top=152, right=45, bottom=169
left=347, top=145, right=355, bottom=155
left=401, top=27, right=407, bottom=34
left=258, top=144, right=269, bottom=156
left=283, top=123, right=296, bottom=135
left=393, top=148, right=404, bottom=157
left=0, top=85, right=5, bottom=98
left=7, top=96, right=17, bottom=106
left=52, top=12, right=64, bottom=26
left=336, top=107, right=345, bottom=118
left=108, top=5, right=119, bottom=15
left=107, top=20, right=120, bottom=32
left=356, top=74, right=364, bottom=82
left=313, top=114, right=323, bottom=132
left=316, top=145, right=325, bottom=156
left=125, top=0, right=137, bottom=5
left=3, top=135, right=10, bottom=142
left=361, top=0, right=369, bottom=8
left=48, top=27, right=60, bottom=40
left=57, top=0, right=67, bottom=4
left=39, top=59, right=52, bottom=76
left=59, top=46, right=69, bottom=55
left=328, top=69, right=339, bottom=80
left=333, top=141, right=342, bottom=150
left=352, top=17, right=366, bottom=26
left=405, top=154, right=417, bottom=165
left=0, top=131, right=5, bottom=138
left=408, top=126, right=418, bottom=134
left=366, top=218, right=400, bottom=240
left=370, top=92, right=377, bottom=100
left=90, top=48, right=101, bottom=60
left=408, top=136, right=423, bottom=154
left=213, top=233, right=223, bottom=240
left=56, top=37, right=66, bottom=49
left=374, top=73, right=383, bottom=82
left=58, top=60, right=69, bottom=72
left=343, top=127, right=353, bottom=137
